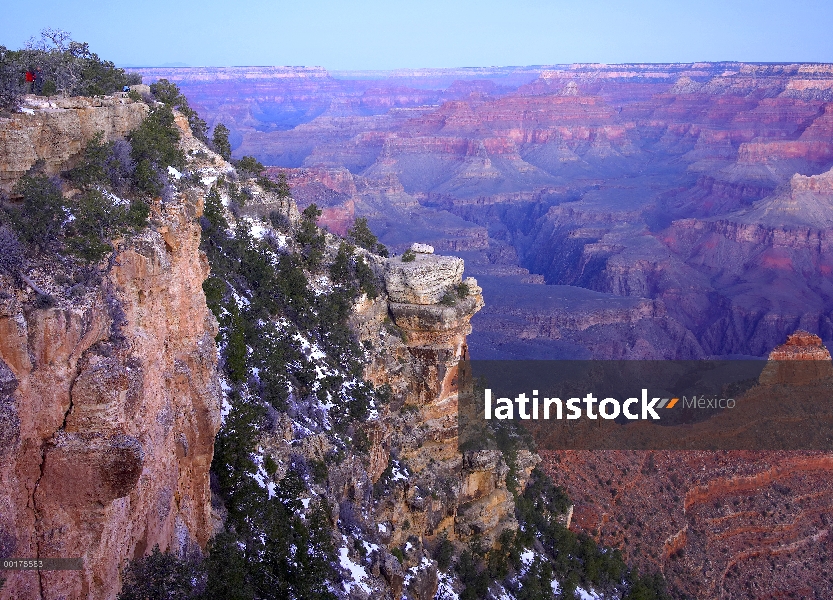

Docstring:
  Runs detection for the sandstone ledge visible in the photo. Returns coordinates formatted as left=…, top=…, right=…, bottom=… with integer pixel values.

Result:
left=389, top=293, right=483, bottom=333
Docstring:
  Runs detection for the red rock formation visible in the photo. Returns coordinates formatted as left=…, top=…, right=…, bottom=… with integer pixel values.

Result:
left=147, top=63, right=833, bottom=359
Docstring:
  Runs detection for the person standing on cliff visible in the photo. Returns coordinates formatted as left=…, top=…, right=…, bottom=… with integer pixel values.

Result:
left=24, top=68, right=35, bottom=94
left=33, top=67, right=44, bottom=95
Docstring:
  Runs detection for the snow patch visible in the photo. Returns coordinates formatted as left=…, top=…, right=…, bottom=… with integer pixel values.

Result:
left=339, top=542, right=371, bottom=594
left=435, top=573, right=459, bottom=600
left=250, top=453, right=276, bottom=499
left=576, top=587, right=600, bottom=600
left=390, top=460, right=409, bottom=482
left=243, top=217, right=268, bottom=239
left=167, top=165, right=183, bottom=180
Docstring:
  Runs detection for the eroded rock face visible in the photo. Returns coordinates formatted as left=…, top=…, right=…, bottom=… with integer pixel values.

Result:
left=384, top=253, right=465, bottom=305
left=768, top=330, right=831, bottom=360
left=0, top=95, right=148, bottom=193
left=353, top=262, right=532, bottom=552
left=0, top=107, right=220, bottom=600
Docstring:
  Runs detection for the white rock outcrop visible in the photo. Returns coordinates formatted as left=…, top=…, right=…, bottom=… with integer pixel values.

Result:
left=384, top=253, right=464, bottom=305
left=409, top=243, right=435, bottom=254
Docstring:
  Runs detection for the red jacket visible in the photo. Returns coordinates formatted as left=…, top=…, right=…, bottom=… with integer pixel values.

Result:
left=25, top=71, right=35, bottom=82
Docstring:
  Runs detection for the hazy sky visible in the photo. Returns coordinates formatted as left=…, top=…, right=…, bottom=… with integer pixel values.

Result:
left=2, top=0, right=831, bottom=69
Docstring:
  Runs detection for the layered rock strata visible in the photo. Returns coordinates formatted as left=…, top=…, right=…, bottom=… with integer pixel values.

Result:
left=0, top=95, right=148, bottom=194
left=354, top=248, right=536, bottom=548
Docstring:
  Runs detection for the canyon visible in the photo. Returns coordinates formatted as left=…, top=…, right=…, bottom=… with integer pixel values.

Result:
left=0, top=58, right=829, bottom=599
left=130, top=63, right=833, bottom=599
left=0, top=94, right=536, bottom=599
left=541, top=334, right=833, bottom=599
left=137, top=63, right=833, bottom=359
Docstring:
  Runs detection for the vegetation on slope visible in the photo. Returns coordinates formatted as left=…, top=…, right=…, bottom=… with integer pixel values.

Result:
left=452, top=418, right=671, bottom=600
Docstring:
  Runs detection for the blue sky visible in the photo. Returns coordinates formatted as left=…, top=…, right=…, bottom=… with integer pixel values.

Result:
left=2, top=0, right=831, bottom=69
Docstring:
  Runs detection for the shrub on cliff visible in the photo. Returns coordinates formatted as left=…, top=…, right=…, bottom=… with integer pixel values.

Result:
left=235, top=156, right=265, bottom=177
left=347, top=216, right=388, bottom=257
left=2, top=31, right=140, bottom=110
left=5, top=173, right=66, bottom=254
left=212, top=123, right=232, bottom=161
left=150, top=78, right=209, bottom=143
left=117, top=545, right=203, bottom=600
left=296, top=204, right=325, bottom=270
left=21, top=29, right=139, bottom=97
left=0, top=46, right=24, bottom=112
left=275, top=171, right=291, bottom=199
left=5, top=162, right=149, bottom=265
left=509, top=468, right=671, bottom=600
left=0, top=226, right=24, bottom=279
left=67, top=133, right=137, bottom=194
left=129, top=104, right=185, bottom=196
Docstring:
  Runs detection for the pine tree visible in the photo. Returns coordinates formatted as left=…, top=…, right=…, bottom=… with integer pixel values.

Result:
left=212, top=123, right=232, bottom=161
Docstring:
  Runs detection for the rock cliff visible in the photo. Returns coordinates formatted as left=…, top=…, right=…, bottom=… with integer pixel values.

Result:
left=0, top=100, right=220, bottom=600
left=1, top=91, right=544, bottom=599
left=0, top=95, right=148, bottom=194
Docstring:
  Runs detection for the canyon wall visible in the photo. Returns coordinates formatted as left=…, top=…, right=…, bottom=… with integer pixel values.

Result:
left=137, top=62, right=833, bottom=359
left=541, top=332, right=833, bottom=599
left=0, top=103, right=221, bottom=600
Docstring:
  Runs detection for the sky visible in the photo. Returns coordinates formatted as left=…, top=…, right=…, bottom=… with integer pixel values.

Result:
left=2, top=0, right=832, bottom=70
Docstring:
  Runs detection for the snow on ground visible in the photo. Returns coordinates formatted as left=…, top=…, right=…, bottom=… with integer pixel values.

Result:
left=339, top=539, right=371, bottom=594
left=219, top=377, right=232, bottom=424
left=576, top=586, right=601, bottom=600
left=493, top=587, right=514, bottom=600
left=250, top=452, right=276, bottom=499
left=551, top=578, right=561, bottom=595
left=230, top=287, right=250, bottom=309
left=309, top=274, right=334, bottom=296
left=98, top=186, right=130, bottom=207
left=389, top=460, right=409, bottom=482
left=361, top=540, right=378, bottom=557
left=403, top=556, right=432, bottom=587
left=435, top=572, right=459, bottom=600
left=22, top=97, right=56, bottom=109
left=167, top=165, right=183, bottom=179
left=19, top=107, right=35, bottom=115
left=292, top=331, right=338, bottom=385
left=244, top=217, right=268, bottom=239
